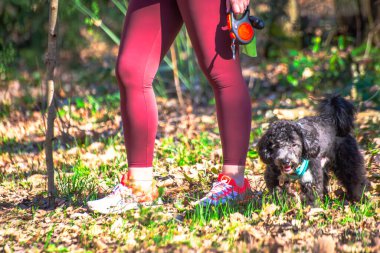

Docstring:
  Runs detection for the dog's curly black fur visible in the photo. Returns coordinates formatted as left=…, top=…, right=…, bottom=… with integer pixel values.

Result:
left=257, top=94, right=369, bottom=204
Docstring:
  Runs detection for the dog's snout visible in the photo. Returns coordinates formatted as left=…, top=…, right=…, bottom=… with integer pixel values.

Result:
left=280, top=158, right=291, bottom=166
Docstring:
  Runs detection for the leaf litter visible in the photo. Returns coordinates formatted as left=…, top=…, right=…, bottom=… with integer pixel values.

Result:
left=0, top=93, right=379, bottom=252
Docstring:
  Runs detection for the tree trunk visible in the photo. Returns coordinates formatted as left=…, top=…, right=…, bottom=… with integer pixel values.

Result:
left=45, top=0, right=59, bottom=208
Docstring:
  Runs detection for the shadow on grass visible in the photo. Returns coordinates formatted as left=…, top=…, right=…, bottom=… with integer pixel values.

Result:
left=16, top=193, right=51, bottom=210
left=0, top=127, right=121, bottom=155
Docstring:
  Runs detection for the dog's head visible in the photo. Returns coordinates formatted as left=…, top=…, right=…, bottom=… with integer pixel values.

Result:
left=257, top=120, right=320, bottom=174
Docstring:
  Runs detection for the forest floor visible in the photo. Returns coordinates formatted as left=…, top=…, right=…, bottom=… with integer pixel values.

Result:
left=0, top=83, right=379, bottom=252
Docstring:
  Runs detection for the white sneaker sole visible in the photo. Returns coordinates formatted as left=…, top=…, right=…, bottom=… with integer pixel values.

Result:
left=88, top=198, right=164, bottom=214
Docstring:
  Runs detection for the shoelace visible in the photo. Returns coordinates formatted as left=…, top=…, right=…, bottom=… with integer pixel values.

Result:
left=209, top=181, right=230, bottom=193
left=204, top=180, right=234, bottom=200
left=111, top=183, right=157, bottom=203
left=110, top=184, right=133, bottom=198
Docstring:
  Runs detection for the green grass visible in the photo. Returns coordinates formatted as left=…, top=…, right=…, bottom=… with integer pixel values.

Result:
left=183, top=189, right=377, bottom=225
left=157, top=132, right=221, bottom=167
left=0, top=136, right=17, bottom=154
left=98, top=134, right=123, bottom=148
left=0, top=102, right=11, bottom=119
left=186, top=201, right=260, bottom=227
left=44, top=224, right=56, bottom=250
left=57, top=160, right=98, bottom=205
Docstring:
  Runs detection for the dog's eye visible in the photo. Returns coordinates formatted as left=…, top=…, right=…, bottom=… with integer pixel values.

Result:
left=292, top=143, right=298, bottom=148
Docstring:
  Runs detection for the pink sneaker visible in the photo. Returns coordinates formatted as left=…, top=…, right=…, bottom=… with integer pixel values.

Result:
left=196, top=174, right=253, bottom=206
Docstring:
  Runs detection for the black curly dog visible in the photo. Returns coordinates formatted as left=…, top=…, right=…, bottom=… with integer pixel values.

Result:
left=257, top=94, right=369, bottom=204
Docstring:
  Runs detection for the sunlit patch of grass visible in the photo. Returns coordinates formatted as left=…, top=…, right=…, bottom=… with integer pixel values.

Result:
left=0, top=179, right=17, bottom=190
left=247, top=148, right=259, bottom=160
left=99, top=133, right=123, bottom=148
left=157, top=132, right=220, bottom=167
left=270, top=191, right=292, bottom=214
left=66, top=94, right=120, bottom=120
left=57, top=160, right=98, bottom=205
left=96, top=164, right=124, bottom=187
left=44, top=244, right=69, bottom=253
left=183, top=196, right=261, bottom=227
left=342, top=198, right=377, bottom=224
left=57, top=98, right=81, bottom=122
left=0, top=172, right=15, bottom=184
left=43, top=224, right=56, bottom=250
left=250, top=126, right=263, bottom=142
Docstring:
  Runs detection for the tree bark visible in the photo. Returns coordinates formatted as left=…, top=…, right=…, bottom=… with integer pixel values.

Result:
left=45, top=0, right=59, bottom=208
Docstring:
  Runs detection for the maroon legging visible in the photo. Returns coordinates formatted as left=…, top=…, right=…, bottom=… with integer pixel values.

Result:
left=116, top=0, right=252, bottom=167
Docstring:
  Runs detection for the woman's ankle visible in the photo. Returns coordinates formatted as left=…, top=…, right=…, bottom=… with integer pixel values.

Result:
left=123, top=167, right=153, bottom=182
left=222, top=164, right=245, bottom=187
left=121, top=167, right=154, bottom=193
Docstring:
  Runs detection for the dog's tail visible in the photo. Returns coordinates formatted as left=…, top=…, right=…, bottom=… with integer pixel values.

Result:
left=317, top=94, right=356, bottom=136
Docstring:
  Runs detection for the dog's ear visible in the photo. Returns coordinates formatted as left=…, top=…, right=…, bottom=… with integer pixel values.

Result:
left=257, top=131, right=273, bottom=164
left=295, top=124, right=320, bottom=159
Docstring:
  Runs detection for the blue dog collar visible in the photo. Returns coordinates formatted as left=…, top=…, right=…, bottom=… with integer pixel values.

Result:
left=289, top=159, right=309, bottom=179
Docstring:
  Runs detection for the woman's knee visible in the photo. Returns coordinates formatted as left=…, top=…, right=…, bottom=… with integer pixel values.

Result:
left=197, top=56, right=244, bottom=89
left=115, top=54, right=146, bottom=89
left=203, top=67, right=244, bottom=90
left=197, top=61, right=221, bottom=87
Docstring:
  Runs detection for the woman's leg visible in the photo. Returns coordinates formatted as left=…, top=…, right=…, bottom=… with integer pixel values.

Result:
left=176, top=0, right=252, bottom=186
left=116, top=0, right=183, bottom=181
